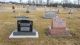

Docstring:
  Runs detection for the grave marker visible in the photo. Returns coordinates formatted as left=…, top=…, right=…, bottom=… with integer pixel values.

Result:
left=9, top=16, right=39, bottom=38
left=12, top=5, right=15, bottom=13
left=48, top=16, right=71, bottom=36
left=26, top=5, right=30, bottom=13
left=43, top=11, right=57, bottom=19
left=30, top=5, right=36, bottom=10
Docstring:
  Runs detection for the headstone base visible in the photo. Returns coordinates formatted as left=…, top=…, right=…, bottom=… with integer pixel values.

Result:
left=9, top=29, right=39, bottom=38
left=26, top=11, right=30, bottom=13
left=43, top=16, right=53, bottom=19
left=48, top=26, right=72, bottom=37
left=43, top=15, right=57, bottom=19
left=43, top=11, right=57, bottom=19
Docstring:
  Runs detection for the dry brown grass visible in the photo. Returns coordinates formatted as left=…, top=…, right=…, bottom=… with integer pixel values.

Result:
left=0, top=5, right=80, bottom=45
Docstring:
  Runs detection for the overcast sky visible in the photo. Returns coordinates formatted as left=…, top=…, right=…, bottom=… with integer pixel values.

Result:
left=0, top=0, right=79, bottom=4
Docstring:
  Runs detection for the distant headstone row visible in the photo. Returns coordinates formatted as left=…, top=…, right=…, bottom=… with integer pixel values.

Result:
left=12, top=5, right=36, bottom=13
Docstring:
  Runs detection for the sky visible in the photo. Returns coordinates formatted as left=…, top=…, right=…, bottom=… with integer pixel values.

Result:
left=0, top=0, right=79, bottom=4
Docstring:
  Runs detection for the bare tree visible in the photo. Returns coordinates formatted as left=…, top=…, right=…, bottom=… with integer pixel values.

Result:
left=39, top=0, right=42, bottom=5
left=63, top=0, right=69, bottom=4
left=28, top=0, right=31, bottom=5
left=78, top=0, right=80, bottom=5
left=47, top=0, right=49, bottom=5
left=35, top=0, right=38, bottom=5
left=20, top=0, right=22, bottom=3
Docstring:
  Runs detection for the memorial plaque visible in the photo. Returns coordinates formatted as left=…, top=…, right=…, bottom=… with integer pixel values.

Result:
left=17, top=20, right=33, bottom=32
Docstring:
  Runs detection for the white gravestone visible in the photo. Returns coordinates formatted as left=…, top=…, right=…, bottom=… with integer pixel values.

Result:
left=43, top=11, right=57, bottom=19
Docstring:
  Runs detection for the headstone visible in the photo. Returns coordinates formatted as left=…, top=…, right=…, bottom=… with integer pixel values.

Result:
left=48, top=16, right=71, bottom=36
left=12, top=6, right=15, bottom=13
left=26, top=5, right=30, bottom=13
left=30, top=5, right=36, bottom=10
left=26, top=5, right=36, bottom=13
left=68, top=8, right=72, bottom=14
left=26, top=10, right=30, bottom=13
left=43, top=11, right=57, bottom=19
left=9, top=16, right=39, bottom=38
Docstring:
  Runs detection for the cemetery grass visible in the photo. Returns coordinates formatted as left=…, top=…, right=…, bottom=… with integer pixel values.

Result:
left=0, top=7, right=80, bottom=45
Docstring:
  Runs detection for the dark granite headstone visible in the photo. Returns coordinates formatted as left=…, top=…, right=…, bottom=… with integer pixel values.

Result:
left=13, top=16, right=36, bottom=36
left=9, top=16, right=39, bottom=38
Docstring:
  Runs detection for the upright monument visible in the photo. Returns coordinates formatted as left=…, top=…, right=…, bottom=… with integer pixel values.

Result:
left=48, top=16, right=71, bottom=36
left=9, top=16, right=39, bottom=38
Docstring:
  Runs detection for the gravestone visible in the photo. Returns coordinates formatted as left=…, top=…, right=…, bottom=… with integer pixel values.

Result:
left=9, top=16, right=39, bottom=38
left=48, top=16, right=71, bottom=36
left=43, top=11, right=57, bottom=19
left=30, top=5, right=36, bottom=10
left=26, top=5, right=36, bottom=13
left=68, top=8, right=72, bottom=14
left=26, top=5, right=30, bottom=13
left=12, top=6, right=15, bottom=13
